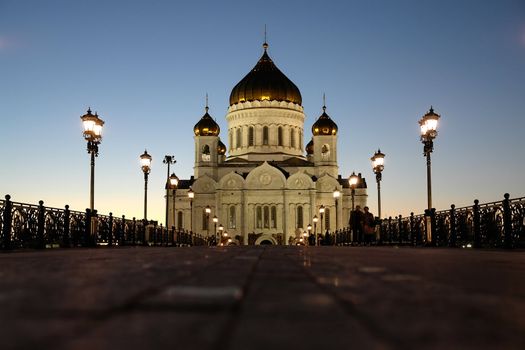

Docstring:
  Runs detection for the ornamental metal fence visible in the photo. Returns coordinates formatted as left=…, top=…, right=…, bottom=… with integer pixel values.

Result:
left=334, top=193, right=525, bottom=249
left=0, top=195, right=206, bottom=250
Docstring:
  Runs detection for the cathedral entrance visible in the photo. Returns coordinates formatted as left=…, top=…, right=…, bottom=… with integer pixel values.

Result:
left=255, top=235, right=278, bottom=245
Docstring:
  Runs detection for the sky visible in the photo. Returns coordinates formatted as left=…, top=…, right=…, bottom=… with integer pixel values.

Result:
left=1, top=0, right=524, bottom=223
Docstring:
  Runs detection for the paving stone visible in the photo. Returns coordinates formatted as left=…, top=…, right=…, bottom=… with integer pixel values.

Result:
left=0, top=246, right=524, bottom=349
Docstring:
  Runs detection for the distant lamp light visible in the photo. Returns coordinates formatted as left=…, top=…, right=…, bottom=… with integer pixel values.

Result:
left=187, top=188, right=194, bottom=199
left=313, top=216, right=318, bottom=224
left=212, top=216, right=218, bottom=224
left=349, top=172, right=359, bottom=189
left=169, top=173, right=179, bottom=189
left=333, top=189, right=341, bottom=199
left=319, top=205, right=325, bottom=214
left=205, top=205, right=211, bottom=215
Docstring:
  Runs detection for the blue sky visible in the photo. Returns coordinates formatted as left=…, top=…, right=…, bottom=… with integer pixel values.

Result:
left=1, top=0, right=524, bottom=222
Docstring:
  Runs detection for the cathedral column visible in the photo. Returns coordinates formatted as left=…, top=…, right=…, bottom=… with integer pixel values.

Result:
left=283, top=189, right=289, bottom=245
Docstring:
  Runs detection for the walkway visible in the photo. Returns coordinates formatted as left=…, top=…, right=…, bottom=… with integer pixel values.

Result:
left=1, top=246, right=524, bottom=349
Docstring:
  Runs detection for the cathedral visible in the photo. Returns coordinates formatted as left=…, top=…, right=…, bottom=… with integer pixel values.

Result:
left=169, top=41, right=367, bottom=245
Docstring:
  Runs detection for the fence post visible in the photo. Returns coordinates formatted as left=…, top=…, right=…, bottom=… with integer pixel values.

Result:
left=85, top=209, right=91, bottom=247
left=37, top=200, right=45, bottom=249
left=2, top=195, right=13, bottom=250
left=108, top=212, right=113, bottom=247
left=449, top=204, right=457, bottom=247
left=473, top=200, right=481, bottom=248
left=387, top=216, right=392, bottom=244
left=132, top=217, right=136, bottom=245
left=119, top=215, right=125, bottom=246
left=63, top=205, right=70, bottom=247
left=409, top=212, right=415, bottom=246
left=398, top=215, right=403, bottom=245
left=503, top=193, right=513, bottom=249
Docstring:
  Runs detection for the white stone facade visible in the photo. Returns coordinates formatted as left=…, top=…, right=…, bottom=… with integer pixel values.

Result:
left=168, top=46, right=367, bottom=244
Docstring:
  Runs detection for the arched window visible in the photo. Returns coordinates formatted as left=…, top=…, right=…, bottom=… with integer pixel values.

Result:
left=325, top=208, right=331, bottom=231
left=236, top=128, right=242, bottom=148
left=290, top=129, right=295, bottom=148
left=202, top=209, right=210, bottom=231
left=229, top=131, right=233, bottom=151
left=299, top=131, right=303, bottom=150
left=177, top=211, right=183, bottom=229
left=256, top=206, right=262, bottom=229
left=297, top=205, right=304, bottom=229
left=248, top=127, right=254, bottom=147
left=278, top=127, right=283, bottom=146
left=263, top=126, right=269, bottom=145
left=263, top=206, right=270, bottom=228
left=229, top=206, right=236, bottom=229
left=321, top=144, right=330, bottom=159
left=201, top=144, right=210, bottom=161
left=271, top=206, right=277, bottom=228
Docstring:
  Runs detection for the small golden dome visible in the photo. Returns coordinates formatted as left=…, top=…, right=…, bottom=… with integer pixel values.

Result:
left=312, top=106, right=338, bottom=136
left=194, top=107, right=220, bottom=136
left=217, top=140, right=226, bottom=155
left=229, top=43, right=302, bottom=106
left=305, top=139, right=314, bottom=155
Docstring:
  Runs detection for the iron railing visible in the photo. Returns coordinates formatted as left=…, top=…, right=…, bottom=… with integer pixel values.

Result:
left=334, top=193, right=525, bottom=248
left=0, top=195, right=207, bottom=250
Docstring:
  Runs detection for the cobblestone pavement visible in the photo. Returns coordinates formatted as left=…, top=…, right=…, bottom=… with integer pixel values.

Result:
left=0, top=246, right=524, bottom=350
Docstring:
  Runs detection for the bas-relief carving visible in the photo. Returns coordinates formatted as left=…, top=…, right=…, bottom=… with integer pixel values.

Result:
left=259, top=172, right=272, bottom=185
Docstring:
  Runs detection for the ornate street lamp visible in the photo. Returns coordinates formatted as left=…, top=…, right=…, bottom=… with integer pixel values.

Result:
left=371, top=149, right=385, bottom=219
left=205, top=205, right=211, bottom=237
left=333, top=188, right=340, bottom=232
left=140, top=150, right=152, bottom=222
left=218, top=224, right=224, bottom=244
left=313, top=215, right=319, bottom=245
left=168, top=172, right=179, bottom=229
left=163, top=155, right=176, bottom=227
left=319, top=205, right=325, bottom=246
left=348, top=172, right=359, bottom=211
left=187, top=188, right=194, bottom=232
left=419, top=106, right=440, bottom=210
left=80, top=108, right=104, bottom=211
left=307, top=224, right=312, bottom=245
left=213, top=215, right=218, bottom=244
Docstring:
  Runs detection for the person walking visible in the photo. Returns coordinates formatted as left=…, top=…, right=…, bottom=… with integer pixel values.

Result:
left=363, top=206, right=375, bottom=244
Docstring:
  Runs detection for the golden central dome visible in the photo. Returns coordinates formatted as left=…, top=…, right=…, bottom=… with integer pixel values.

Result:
left=229, top=44, right=302, bottom=106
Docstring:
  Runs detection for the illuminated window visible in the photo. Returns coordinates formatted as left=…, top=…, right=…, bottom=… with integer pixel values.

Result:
left=229, top=206, right=236, bottom=229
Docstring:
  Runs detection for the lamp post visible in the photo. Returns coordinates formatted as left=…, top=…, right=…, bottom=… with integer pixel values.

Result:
left=319, top=205, right=325, bottom=246
left=218, top=224, right=224, bottom=245
left=205, top=205, right=211, bottom=238
left=313, top=215, right=318, bottom=245
left=140, top=150, right=152, bottom=222
left=163, top=156, right=176, bottom=227
left=213, top=216, right=218, bottom=244
left=419, top=107, right=440, bottom=210
left=80, top=108, right=104, bottom=211
left=333, top=188, right=340, bottom=243
left=188, top=188, right=194, bottom=232
left=348, top=172, right=359, bottom=211
left=371, top=150, right=385, bottom=220
left=307, top=224, right=312, bottom=246
left=169, top=173, right=179, bottom=229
